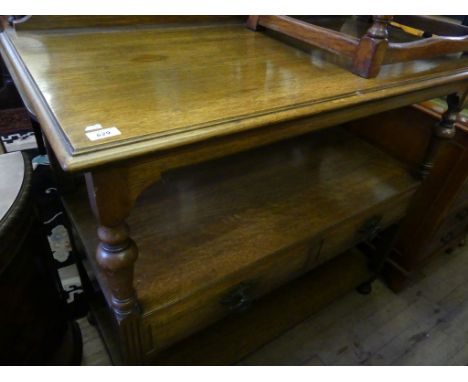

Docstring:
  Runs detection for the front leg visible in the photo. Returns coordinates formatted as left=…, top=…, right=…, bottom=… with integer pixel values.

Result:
left=85, top=167, right=142, bottom=364
left=96, top=223, right=138, bottom=317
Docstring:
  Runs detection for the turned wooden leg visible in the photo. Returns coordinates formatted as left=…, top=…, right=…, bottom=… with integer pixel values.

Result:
left=351, top=15, right=393, bottom=78
left=96, top=224, right=138, bottom=317
left=96, top=223, right=144, bottom=364
left=85, top=168, right=143, bottom=364
left=419, top=93, right=461, bottom=179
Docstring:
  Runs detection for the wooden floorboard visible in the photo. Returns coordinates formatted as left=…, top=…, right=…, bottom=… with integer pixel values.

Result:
left=78, top=317, right=112, bottom=366
left=78, top=242, right=468, bottom=366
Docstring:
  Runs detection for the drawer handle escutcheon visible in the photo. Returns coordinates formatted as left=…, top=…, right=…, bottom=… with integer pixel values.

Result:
left=357, top=215, right=383, bottom=242
left=220, top=281, right=256, bottom=313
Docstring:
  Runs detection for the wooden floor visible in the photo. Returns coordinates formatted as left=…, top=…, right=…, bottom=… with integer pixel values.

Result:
left=79, top=241, right=468, bottom=366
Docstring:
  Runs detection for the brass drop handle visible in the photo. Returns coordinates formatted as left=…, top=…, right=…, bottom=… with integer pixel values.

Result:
left=220, top=281, right=255, bottom=313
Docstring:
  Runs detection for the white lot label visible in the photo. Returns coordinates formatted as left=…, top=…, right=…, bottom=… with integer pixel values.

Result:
left=85, top=123, right=104, bottom=132
left=86, top=127, right=121, bottom=141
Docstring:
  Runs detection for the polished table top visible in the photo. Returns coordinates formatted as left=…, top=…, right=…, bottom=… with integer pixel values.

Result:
left=2, top=17, right=468, bottom=171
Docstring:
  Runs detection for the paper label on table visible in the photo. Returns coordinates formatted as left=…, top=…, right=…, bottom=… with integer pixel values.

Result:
left=85, top=123, right=104, bottom=132
left=86, top=127, right=121, bottom=141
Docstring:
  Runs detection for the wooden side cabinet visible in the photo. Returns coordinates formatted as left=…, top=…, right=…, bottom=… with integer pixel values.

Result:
left=346, top=101, right=468, bottom=292
left=389, top=102, right=468, bottom=291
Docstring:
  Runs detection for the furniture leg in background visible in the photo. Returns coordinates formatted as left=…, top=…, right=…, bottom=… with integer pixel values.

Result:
left=385, top=91, right=468, bottom=291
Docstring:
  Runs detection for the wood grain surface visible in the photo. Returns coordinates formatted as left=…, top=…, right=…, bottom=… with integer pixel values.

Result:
left=78, top=242, right=468, bottom=365
left=2, top=19, right=468, bottom=170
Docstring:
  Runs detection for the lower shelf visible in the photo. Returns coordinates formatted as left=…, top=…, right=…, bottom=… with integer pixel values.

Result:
left=64, top=126, right=419, bottom=361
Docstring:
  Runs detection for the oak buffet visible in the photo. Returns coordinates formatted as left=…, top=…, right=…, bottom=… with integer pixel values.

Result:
left=1, top=16, right=468, bottom=364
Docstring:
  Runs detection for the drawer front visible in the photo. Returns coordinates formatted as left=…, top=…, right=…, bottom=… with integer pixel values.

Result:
left=143, top=239, right=320, bottom=354
left=318, top=192, right=414, bottom=267
left=142, top=191, right=414, bottom=356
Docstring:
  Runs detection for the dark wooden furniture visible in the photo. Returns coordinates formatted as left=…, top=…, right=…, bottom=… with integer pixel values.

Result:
left=0, top=151, right=82, bottom=365
left=348, top=101, right=468, bottom=291
left=1, top=53, right=22, bottom=109
left=247, top=16, right=468, bottom=78
left=1, top=16, right=468, bottom=365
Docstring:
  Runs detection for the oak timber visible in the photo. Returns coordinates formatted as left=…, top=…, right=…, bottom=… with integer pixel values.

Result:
left=2, top=20, right=468, bottom=170
left=79, top=240, right=468, bottom=366
left=64, top=127, right=419, bottom=358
